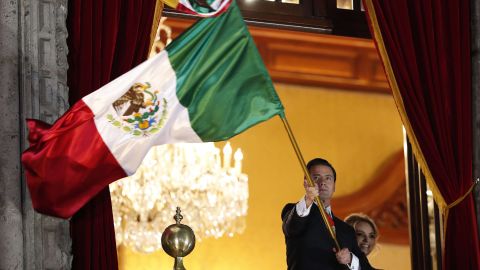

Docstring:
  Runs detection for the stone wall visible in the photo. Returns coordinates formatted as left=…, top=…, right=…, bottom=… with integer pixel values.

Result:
left=0, top=0, right=71, bottom=269
left=0, top=0, right=23, bottom=268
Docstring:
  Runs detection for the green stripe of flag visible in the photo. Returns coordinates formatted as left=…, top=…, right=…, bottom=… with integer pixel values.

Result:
left=166, top=1, right=284, bottom=141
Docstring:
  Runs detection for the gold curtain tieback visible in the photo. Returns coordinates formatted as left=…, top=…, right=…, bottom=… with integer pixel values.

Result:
left=446, top=177, right=480, bottom=210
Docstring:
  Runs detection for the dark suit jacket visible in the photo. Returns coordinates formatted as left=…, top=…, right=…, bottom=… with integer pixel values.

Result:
left=282, top=203, right=373, bottom=270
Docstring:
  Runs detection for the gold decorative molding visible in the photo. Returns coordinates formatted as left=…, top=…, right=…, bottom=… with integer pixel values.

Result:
left=333, top=150, right=409, bottom=245
left=164, top=17, right=390, bottom=94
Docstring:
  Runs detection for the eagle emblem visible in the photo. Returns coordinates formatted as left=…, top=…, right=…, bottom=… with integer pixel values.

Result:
left=113, top=83, right=150, bottom=116
left=106, top=82, right=168, bottom=136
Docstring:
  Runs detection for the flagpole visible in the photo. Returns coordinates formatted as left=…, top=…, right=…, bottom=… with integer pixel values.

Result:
left=280, top=115, right=340, bottom=250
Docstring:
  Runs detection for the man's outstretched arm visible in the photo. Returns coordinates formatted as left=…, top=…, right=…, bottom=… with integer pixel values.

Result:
left=281, top=202, right=310, bottom=237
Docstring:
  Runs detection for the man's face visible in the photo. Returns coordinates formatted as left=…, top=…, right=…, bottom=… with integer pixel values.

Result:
left=309, top=165, right=335, bottom=201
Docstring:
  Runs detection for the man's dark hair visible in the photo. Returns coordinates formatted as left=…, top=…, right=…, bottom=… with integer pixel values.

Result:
left=306, top=158, right=336, bottom=181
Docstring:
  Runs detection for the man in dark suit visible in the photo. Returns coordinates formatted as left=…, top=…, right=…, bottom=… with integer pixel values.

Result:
left=282, top=158, right=373, bottom=270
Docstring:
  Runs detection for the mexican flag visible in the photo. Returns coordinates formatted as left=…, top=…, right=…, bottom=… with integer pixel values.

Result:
left=21, top=1, right=284, bottom=219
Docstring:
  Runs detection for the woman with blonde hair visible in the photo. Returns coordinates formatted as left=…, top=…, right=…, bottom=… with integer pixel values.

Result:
left=344, top=213, right=379, bottom=256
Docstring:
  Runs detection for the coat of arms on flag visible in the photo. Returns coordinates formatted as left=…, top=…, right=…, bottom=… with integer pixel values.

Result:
left=107, top=82, right=168, bottom=136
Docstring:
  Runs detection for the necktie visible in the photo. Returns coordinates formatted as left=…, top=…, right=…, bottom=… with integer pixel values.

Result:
left=325, top=209, right=336, bottom=235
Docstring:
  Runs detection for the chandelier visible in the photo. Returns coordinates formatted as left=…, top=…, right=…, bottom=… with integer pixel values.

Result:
left=110, top=142, right=249, bottom=253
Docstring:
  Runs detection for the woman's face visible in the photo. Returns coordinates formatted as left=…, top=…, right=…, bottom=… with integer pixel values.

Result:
left=355, top=221, right=377, bottom=255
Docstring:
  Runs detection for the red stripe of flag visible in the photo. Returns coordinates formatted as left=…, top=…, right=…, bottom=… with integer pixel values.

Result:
left=21, top=100, right=127, bottom=218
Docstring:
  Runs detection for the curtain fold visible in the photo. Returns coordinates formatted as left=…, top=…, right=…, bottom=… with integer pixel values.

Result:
left=66, top=0, right=160, bottom=268
left=363, top=0, right=480, bottom=269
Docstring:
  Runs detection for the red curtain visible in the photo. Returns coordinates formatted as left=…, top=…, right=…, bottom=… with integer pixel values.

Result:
left=66, top=0, right=159, bottom=268
left=364, top=0, right=480, bottom=269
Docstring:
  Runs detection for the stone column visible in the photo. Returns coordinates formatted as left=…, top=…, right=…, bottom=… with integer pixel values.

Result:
left=472, top=0, right=480, bottom=241
left=0, top=0, right=72, bottom=268
left=19, top=0, right=72, bottom=268
left=0, top=0, right=24, bottom=269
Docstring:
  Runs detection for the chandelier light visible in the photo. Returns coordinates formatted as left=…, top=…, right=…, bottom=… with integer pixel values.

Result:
left=110, top=142, right=249, bottom=253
